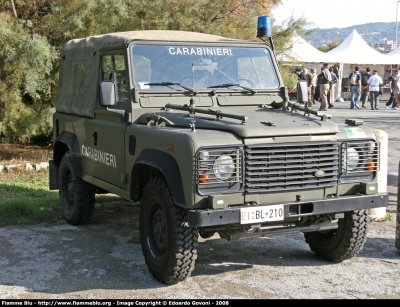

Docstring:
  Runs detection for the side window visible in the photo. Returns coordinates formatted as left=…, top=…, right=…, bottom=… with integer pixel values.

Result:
left=67, top=60, right=88, bottom=97
left=101, top=54, right=129, bottom=102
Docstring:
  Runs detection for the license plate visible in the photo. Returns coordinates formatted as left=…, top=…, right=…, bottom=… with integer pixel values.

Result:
left=240, top=205, right=284, bottom=224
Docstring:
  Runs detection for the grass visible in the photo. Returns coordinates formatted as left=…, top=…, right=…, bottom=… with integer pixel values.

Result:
left=385, top=212, right=393, bottom=221
left=0, top=167, right=122, bottom=227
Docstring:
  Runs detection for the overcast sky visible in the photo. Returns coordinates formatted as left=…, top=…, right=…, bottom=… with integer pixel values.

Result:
left=272, top=0, right=399, bottom=29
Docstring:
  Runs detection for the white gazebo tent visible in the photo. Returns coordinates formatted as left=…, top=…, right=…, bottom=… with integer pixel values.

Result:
left=278, top=36, right=335, bottom=63
left=327, top=29, right=395, bottom=78
left=384, top=45, right=400, bottom=70
left=326, top=29, right=394, bottom=101
left=386, top=45, right=400, bottom=57
left=327, top=29, right=392, bottom=66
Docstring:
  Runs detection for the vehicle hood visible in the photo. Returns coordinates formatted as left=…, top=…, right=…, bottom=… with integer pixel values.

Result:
left=139, top=107, right=339, bottom=138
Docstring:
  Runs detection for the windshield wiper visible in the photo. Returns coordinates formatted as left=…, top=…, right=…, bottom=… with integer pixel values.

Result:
left=165, top=103, right=247, bottom=124
left=207, top=83, right=257, bottom=94
left=144, top=82, right=197, bottom=95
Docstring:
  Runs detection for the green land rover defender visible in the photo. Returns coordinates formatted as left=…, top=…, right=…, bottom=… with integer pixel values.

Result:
left=49, top=18, right=388, bottom=284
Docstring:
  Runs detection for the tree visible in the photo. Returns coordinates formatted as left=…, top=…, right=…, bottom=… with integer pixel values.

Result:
left=271, top=13, right=312, bottom=90
left=318, top=41, right=340, bottom=53
left=0, top=0, right=309, bottom=142
left=41, top=0, right=280, bottom=44
left=0, top=11, right=58, bottom=143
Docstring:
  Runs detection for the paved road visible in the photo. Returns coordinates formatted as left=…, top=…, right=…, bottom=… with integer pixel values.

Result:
left=0, top=96, right=399, bottom=300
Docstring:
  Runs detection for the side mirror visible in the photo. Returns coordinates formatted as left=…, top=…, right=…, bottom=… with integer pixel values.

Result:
left=99, top=81, right=116, bottom=106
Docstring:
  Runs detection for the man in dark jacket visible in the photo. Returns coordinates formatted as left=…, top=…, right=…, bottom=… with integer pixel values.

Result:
left=360, top=67, right=371, bottom=108
left=295, top=67, right=307, bottom=81
left=348, top=66, right=362, bottom=109
left=385, top=69, right=400, bottom=110
left=318, top=63, right=332, bottom=111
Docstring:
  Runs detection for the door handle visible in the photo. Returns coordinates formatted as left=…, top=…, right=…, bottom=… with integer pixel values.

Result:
left=93, top=132, right=97, bottom=146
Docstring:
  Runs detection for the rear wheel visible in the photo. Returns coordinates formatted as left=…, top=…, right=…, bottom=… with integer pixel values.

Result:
left=139, top=177, right=198, bottom=284
left=59, top=152, right=95, bottom=225
left=304, top=210, right=369, bottom=262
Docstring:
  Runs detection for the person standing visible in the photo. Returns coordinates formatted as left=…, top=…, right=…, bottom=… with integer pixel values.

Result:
left=328, top=67, right=338, bottom=108
left=385, top=68, right=400, bottom=110
left=310, top=68, right=317, bottom=104
left=333, top=64, right=340, bottom=78
left=348, top=66, right=362, bottom=109
left=368, top=69, right=383, bottom=110
left=360, top=67, right=371, bottom=108
left=295, top=67, right=306, bottom=81
left=303, top=68, right=313, bottom=106
left=318, top=63, right=332, bottom=111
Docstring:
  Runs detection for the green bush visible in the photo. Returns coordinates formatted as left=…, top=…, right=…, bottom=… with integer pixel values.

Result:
left=0, top=12, right=58, bottom=143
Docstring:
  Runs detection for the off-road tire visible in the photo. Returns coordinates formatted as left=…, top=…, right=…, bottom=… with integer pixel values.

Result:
left=304, top=210, right=369, bottom=262
left=139, top=177, right=198, bottom=284
left=59, top=152, right=95, bottom=225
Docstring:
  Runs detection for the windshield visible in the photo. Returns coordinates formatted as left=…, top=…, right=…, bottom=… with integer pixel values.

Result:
left=131, top=44, right=280, bottom=91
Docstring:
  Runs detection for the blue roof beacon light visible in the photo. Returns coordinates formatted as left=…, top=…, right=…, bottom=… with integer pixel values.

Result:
left=257, top=16, right=272, bottom=38
left=257, top=16, right=274, bottom=52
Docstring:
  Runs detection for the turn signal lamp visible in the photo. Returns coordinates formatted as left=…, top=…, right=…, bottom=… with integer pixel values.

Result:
left=199, top=173, right=209, bottom=183
left=257, top=16, right=272, bottom=38
left=367, top=160, right=375, bottom=171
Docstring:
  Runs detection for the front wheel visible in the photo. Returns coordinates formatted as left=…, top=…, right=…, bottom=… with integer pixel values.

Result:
left=59, top=152, right=95, bottom=225
left=304, top=210, right=369, bottom=262
left=139, top=177, right=198, bottom=284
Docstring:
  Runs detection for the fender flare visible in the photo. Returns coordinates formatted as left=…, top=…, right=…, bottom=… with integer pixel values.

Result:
left=53, top=131, right=83, bottom=177
left=133, top=149, right=186, bottom=208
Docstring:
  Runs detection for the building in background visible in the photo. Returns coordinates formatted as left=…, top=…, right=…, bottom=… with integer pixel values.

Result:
left=374, top=40, right=396, bottom=53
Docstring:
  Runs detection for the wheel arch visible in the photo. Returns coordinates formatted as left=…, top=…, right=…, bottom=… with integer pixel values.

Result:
left=131, top=149, right=186, bottom=208
left=53, top=131, right=83, bottom=176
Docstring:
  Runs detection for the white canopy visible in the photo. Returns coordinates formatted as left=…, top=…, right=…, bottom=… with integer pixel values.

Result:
left=277, top=36, right=334, bottom=63
left=327, top=29, right=392, bottom=65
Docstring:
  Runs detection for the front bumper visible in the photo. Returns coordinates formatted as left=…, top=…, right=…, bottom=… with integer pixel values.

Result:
left=187, top=193, right=388, bottom=227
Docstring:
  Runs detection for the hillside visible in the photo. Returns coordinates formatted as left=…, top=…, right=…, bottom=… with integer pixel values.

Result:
left=304, top=22, right=396, bottom=48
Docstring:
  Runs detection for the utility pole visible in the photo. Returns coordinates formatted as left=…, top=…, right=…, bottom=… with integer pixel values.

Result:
left=397, top=1, right=400, bottom=48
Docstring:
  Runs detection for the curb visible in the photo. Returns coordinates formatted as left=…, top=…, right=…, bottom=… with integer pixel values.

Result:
left=0, top=161, right=49, bottom=173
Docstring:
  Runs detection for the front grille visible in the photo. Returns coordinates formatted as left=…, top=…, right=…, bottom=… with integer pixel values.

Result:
left=245, top=142, right=339, bottom=193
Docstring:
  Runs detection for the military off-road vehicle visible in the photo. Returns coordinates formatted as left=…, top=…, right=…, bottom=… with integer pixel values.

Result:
left=49, top=17, right=388, bottom=284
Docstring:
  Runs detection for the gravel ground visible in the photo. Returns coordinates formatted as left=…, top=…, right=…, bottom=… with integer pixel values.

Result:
left=0, top=95, right=399, bottom=300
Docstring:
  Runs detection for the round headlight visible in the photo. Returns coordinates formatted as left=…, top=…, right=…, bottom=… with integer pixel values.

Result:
left=344, top=147, right=359, bottom=171
left=214, top=155, right=234, bottom=181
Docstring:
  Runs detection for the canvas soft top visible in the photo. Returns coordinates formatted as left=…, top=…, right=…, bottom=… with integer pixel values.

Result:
left=62, top=30, right=249, bottom=55
left=56, top=30, right=259, bottom=118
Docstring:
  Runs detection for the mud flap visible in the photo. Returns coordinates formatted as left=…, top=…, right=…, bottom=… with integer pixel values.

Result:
left=49, top=160, right=59, bottom=190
